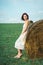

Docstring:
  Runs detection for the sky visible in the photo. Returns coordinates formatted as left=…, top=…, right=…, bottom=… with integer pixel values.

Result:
left=0, top=0, right=43, bottom=23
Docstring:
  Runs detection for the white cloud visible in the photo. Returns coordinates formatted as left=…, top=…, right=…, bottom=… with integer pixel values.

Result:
left=0, top=17, right=22, bottom=23
left=24, top=0, right=31, bottom=1
left=38, top=11, right=43, bottom=14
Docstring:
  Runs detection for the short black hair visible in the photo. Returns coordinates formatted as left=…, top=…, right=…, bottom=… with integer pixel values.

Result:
left=21, top=13, right=29, bottom=21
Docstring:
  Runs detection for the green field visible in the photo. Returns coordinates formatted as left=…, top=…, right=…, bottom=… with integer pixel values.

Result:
left=0, top=23, right=43, bottom=65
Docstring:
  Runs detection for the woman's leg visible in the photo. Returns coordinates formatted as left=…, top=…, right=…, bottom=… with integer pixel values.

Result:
left=18, top=49, right=22, bottom=55
left=14, top=49, right=22, bottom=58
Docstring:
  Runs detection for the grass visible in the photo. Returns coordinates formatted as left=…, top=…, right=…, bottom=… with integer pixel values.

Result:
left=0, top=23, right=43, bottom=65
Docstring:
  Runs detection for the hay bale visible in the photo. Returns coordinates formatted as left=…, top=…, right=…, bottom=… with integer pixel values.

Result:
left=25, top=20, right=43, bottom=59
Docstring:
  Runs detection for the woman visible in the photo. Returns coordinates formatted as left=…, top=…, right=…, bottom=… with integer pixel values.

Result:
left=14, top=13, right=32, bottom=58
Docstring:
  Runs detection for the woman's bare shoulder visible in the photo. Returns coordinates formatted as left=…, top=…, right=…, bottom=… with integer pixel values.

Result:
left=23, top=20, right=30, bottom=27
left=26, top=20, right=30, bottom=25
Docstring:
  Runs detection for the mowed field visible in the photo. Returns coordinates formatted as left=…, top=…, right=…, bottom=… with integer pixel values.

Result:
left=0, top=23, right=43, bottom=65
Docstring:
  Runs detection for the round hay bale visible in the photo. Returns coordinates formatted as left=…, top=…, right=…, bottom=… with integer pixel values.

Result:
left=25, top=20, right=43, bottom=59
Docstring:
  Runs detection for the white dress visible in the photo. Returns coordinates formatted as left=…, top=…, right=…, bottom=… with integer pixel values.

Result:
left=14, top=23, right=27, bottom=50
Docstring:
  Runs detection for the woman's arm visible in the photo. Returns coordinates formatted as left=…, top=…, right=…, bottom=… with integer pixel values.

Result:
left=21, top=21, right=29, bottom=34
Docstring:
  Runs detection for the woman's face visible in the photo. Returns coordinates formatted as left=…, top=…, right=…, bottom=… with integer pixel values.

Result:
left=23, top=15, right=28, bottom=21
